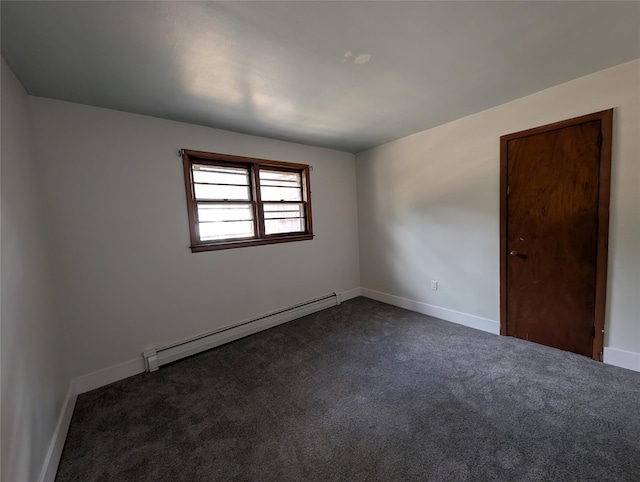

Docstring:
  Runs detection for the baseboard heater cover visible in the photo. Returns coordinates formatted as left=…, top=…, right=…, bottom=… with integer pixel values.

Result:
left=143, top=293, right=339, bottom=372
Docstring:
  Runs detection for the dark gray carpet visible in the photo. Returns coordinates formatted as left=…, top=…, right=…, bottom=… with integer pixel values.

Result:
left=56, top=297, right=640, bottom=481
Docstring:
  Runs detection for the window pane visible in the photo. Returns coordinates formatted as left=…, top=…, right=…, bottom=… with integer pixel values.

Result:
left=259, top=169, right=301, bottom=187
left=259, top=169, right=302, bottom=201
left=192, top=164, right=251, bottom=200
left=199, top=221, right=254, bottom=241
left=197, top=203, right=254, bottom=241
left=197, top=204, right=253, bottom=222
left=194, top=183, right=250, bottom=201
left=265, top=218, right=305, bottom=235
left=260, top=186, right=302, bottom=201
left=263, top=203, right=304, bottom=219
left=192, top=164, right=249, bottom=186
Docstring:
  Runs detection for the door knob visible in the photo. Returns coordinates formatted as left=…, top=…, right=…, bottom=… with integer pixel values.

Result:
left=510, top=250, right=519, bottom=256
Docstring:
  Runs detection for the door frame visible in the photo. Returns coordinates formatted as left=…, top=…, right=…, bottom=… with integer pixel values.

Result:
left=499, top=109, right=613, bottom=361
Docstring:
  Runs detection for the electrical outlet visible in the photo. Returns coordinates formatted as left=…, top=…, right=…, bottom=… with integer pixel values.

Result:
left=431, top=280, right=438, bottom=291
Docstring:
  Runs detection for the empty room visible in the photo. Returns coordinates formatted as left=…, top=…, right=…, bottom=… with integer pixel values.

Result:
left=2, top=1, right=639, bottom=481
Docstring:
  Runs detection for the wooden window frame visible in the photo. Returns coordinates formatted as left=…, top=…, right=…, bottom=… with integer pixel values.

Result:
left=182, top=149, right=314, bottom=252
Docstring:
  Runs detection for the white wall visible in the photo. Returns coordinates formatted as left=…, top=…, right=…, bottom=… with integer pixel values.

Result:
left=1, top=59, right=72, bottom=481
left=29, top=98, right=360, bottom=376
left=356, top=60, right=640, bottom=356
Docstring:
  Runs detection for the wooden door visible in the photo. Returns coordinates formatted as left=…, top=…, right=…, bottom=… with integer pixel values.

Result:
left=500, top=110, right=613, bottom=360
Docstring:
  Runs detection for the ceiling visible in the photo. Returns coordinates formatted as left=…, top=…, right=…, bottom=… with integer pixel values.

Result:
left=2, top=1, right=638, bottom=153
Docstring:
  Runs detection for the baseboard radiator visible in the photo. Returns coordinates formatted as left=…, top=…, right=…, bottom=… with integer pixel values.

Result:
left=143, top=293, right=340, bottom=372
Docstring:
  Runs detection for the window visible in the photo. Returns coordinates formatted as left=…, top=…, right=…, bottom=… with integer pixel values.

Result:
left=181, top=150, right=313, bottom=252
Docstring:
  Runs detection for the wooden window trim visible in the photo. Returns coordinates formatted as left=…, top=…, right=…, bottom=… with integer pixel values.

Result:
left=182, top=149, right=314, bottom=253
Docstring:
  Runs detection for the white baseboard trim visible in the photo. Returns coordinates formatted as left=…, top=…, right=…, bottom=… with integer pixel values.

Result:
left=37, top=359, right=145, bottom=481
left=73, top=357, right=146, bottom=395
left=360, top=288, right=639, bottom=372
left=603, top=347, right=640, bottom=372
left=360, top=288, right=500, bottom=335
left=338, top=287, right=362, bottom=303
left=38, top=383, right=77, bottom=482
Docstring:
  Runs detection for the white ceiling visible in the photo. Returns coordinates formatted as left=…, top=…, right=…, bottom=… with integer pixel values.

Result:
left=2, top=1, right=638, bottom=153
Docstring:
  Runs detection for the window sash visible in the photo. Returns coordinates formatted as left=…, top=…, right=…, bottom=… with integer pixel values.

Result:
left=195, top=202, right=257, bottom=242
left=262, top=202, right=306, bottom=235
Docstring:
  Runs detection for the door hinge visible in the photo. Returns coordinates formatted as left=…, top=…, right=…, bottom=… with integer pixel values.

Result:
left=591, top=325, right=595, bottom=338
left=597, top=132, right=603, bottom=149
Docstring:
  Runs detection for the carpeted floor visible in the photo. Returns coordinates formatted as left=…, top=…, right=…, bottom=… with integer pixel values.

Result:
left=56, top=297, right=640, bottom=481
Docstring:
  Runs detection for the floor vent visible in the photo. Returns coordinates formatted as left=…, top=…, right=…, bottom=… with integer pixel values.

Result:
left=143, top=293, right=339, bottom=372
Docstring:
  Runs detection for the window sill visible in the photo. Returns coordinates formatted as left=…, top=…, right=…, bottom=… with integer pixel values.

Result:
left=190, top=233, right=314, bottom=253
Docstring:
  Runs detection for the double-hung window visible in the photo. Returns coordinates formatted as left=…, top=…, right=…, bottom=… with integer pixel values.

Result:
left=181, top=150, right=313, bottom=252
